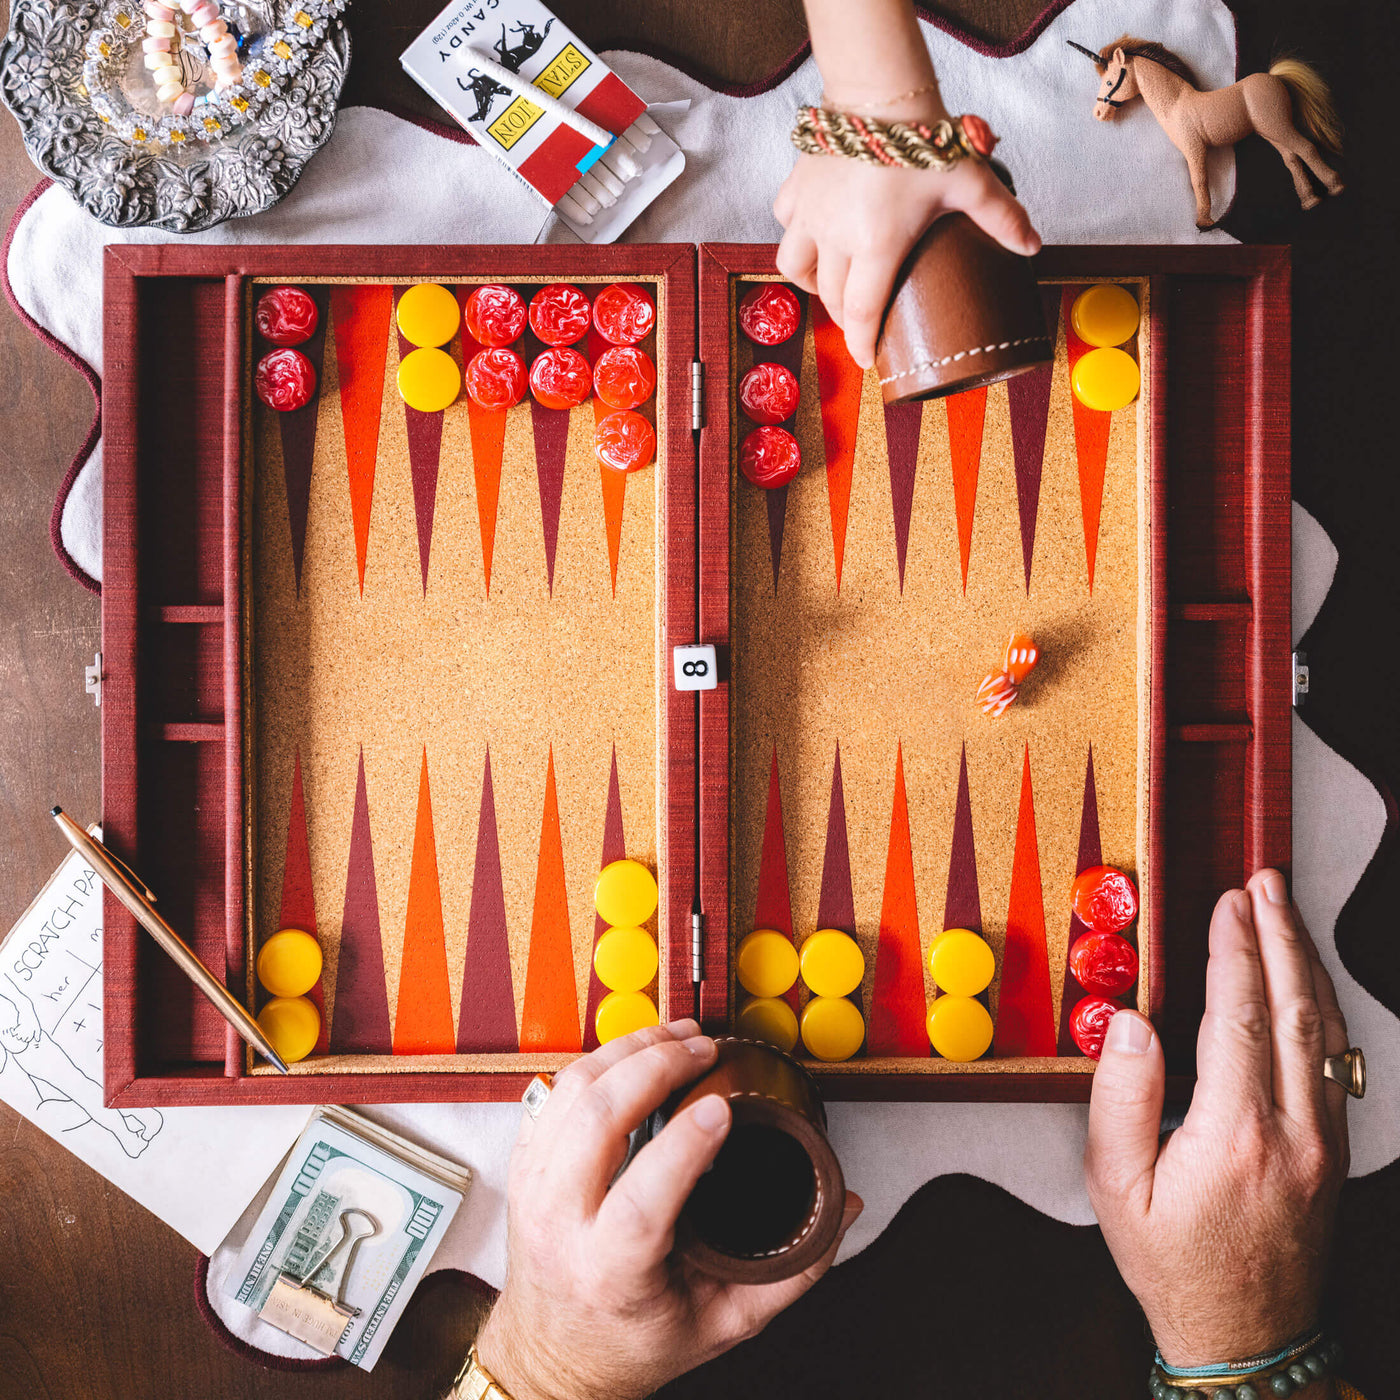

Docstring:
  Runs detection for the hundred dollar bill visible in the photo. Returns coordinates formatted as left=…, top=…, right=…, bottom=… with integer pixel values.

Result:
left=226, top=1106, right=470, bottom=1369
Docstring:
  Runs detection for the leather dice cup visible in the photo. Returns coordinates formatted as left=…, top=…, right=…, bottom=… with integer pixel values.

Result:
left=646, top=1038, right=846, bottom=1284
left=874, top=212, right=1052, bottom=404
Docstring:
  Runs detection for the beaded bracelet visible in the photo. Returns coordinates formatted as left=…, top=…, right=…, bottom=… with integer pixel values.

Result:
left=1149, top=1328, right=1340, bottom=1400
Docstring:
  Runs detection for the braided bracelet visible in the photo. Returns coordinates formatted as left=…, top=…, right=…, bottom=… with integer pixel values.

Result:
left=1149, top=1327, right=1340, bottom=1399
left=790, top=107, right=997, bottom=171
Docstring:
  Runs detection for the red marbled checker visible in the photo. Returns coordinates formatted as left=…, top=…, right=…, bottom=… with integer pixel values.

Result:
left=255, top=347, right=316, bottom=412
left=738, top=283, right=800, bottom=346
left=1068, top=931, right=1139, bottom=998
left=592, top=283, right=656, bottom=346
left=1070, top=995, right=1121, bottom=1060
left=1071, top=866, right=1140, bottom=935
left=739, top=362, right=800, bottom=424
left=465, top=284, right=527, bottom=348
left=528, top=283, right=593, bottom=346
left=529, top=346, right=592, bottom=410
left=739, top=425, right=801, bottom=488
left=593, top=346, right=656, bottom=410
left=466, top=348, right=528, bottom=411
left=595, top=410, right=656, bottom=473
left=255, top=286, right=318, bottom=346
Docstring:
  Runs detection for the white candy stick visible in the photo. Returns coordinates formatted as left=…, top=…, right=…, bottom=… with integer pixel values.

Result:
left=557, top=191, right=593, bottom=225
left=578, top=170, right=616, bottom=208
left=466, top=49, right=612, bottom=148
left=636, top=112, right=662, bottom=136
left=600, top=146, right=639, bottom=181
left=590, top=161, right=625, bottom=197
left=569, top=182, right=600, bottom=216
left=618, top=124, right=650, bottom=155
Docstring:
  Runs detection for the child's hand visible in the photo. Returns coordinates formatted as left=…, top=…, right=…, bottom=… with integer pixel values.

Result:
left=773, top=147, right=1040, bottom=370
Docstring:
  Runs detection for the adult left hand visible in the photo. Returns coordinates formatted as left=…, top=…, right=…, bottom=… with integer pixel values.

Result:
left=476, top=1020, right=863, bottom=1400
left=1084, top=870, right=1350, bottom=1371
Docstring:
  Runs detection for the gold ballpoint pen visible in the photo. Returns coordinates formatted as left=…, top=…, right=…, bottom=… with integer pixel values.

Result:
left=51, top=807, right=289, bottom=1074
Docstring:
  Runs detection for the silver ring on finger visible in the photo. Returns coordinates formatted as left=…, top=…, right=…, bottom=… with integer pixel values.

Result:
left=522, top=1073, right=554, bottom=1117
left=1323, top=1047, right=1365, bottom=1098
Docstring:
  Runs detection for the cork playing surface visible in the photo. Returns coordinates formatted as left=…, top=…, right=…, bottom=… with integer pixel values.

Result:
left=246, top=277, right=666, bottom=1072
left=729, top=279, right=1152, bottom=1070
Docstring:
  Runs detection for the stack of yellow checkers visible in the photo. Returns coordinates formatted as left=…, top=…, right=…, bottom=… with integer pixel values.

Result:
left=592, top=860, right=660, bottom=1042
left=734, top=928, right=866, bottom=1062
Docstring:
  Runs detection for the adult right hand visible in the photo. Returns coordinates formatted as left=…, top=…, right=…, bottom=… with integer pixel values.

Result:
left=476, top=1021, right=862, bottom=1400
left=1084, top=870, right=1350, bottom=1378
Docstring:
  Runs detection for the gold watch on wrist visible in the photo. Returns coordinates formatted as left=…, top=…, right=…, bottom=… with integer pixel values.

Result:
left=449, top=1344, right=516, bottom=1400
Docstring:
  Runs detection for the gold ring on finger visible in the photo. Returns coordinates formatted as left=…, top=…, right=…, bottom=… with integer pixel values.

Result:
left=1323, top=1047, right=1365, bottom=1098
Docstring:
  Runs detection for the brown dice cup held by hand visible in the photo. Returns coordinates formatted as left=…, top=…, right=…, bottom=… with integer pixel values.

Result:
left=874, top=211, right=1052, bottom=404
left=651, top=1037, right=845, bottom=1284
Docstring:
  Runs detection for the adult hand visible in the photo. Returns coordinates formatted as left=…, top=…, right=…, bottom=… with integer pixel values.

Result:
left=772, top=104, right=1041, bottom=371
left=1085, top=870, right=1350, bottom=1372
left=476, top=1020, right=863, bottom=1400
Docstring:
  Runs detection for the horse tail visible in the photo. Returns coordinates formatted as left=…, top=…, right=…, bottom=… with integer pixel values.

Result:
left=1269, top=57, right=1343, bottom=154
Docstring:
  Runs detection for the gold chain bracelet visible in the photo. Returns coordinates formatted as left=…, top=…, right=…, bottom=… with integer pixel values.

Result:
left=791, top=108, right=996, bottom=171
left=818, top=79, right=941, bottom=113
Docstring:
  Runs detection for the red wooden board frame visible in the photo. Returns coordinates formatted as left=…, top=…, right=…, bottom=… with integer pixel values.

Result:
left=698, top=244, right=1291, bottom=1101
left=102, top=243, right=1289, bottom=1106
left=101, top=243, right=697, bottom=1106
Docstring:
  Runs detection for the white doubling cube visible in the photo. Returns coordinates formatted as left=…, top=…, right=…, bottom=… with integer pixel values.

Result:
left=672, top=644, right=717, bottom=691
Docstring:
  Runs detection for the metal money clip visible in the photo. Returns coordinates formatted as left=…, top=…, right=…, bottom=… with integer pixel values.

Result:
left=258, top=1208, right=380, bottom=1355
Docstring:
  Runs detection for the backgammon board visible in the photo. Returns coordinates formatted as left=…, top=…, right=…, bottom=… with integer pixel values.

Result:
left=100, top=243, right=1290, bottom=1105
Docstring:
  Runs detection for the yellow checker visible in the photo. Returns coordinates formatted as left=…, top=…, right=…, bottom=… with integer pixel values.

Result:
left=799, top=928, right=865, bottom=998
left=396, top=283, right=461, bottom=348
left=594, top=859, right=658, bottom=928
left=1071, top=283, right=1140, bottom=347
left=257, top=995, right=320, bottom=1064
left=593, top=925, right=658, bottom=993
left=1072, top=346, right=1140, bottom=412
left=256, top=928, right=323, bottom=998
left=736, top=928, right=799, bottom=998
left=927, top=929, right=994, bottom=998
left=595, top=989, right=658, bottom=1044
left=397, top=347, right=461, bottom=412
left=800, top=995, right=864, bottom=1062
left=926, top=994, right=994, bottom=1062
left=735, top=995, right=799, bottom=1053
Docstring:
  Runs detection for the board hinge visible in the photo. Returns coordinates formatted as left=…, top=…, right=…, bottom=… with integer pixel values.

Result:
left=1292, top=650, right=1309, bottom=707
left=691, top=359, right=703, bottom=432
left=691, top=910, right=704, bottom=984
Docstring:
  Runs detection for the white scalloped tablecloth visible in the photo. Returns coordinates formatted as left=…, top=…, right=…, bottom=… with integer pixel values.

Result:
left=5, top=0, right=1394, bottom=1361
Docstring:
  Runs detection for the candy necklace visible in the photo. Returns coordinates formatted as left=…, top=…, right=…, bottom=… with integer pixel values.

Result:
left=142, top=0, right=243, bottom=113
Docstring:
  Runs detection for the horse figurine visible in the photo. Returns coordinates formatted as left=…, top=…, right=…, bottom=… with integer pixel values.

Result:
left=1067, top=36, right=1343, bottom=229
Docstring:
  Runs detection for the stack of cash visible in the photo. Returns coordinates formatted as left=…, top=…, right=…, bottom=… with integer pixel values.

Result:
left=225, top=1106, right=471, bottom=1369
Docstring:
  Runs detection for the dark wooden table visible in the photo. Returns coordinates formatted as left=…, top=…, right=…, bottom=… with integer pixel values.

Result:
left=2, top=3, right=1396, bottom=1397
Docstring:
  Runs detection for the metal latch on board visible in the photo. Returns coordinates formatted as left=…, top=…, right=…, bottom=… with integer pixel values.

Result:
left=85, top=652, right=103, bottom=708
left=1292, top=650, right=1309, bottom=707
left=691, top=360, right=703, bottom=432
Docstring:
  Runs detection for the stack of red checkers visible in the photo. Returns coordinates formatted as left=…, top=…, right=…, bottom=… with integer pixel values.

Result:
left=1065, top=866, right=1141, bottom=1058
left=592, top=284, right=658, bottom=473
left=463, top=284, right=529, bottom=411
left=736, top=282, right=802, bottom=488
left=253, top=286, right=318, bottom=412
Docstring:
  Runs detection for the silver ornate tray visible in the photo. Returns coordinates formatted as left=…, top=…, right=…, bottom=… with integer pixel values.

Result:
left=1, top=0, right=351, bottom=231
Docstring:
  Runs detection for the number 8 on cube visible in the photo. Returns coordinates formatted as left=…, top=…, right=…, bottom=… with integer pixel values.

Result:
left=672, top=644, right=717, bottom=691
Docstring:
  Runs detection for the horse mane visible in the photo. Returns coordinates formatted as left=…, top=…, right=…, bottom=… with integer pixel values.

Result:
left=1098, top=35, right=1200, bottom=88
